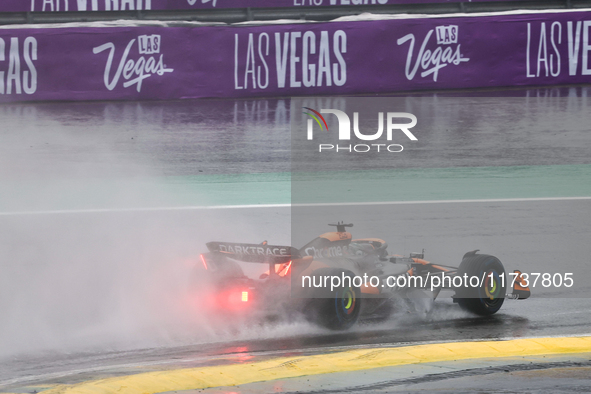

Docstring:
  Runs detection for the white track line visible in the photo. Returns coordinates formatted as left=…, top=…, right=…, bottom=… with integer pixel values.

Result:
left=0, top=196, right=590, bottom=216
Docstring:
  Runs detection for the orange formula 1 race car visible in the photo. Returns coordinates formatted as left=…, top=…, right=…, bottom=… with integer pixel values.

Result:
left=195, top=222, right=530, bottom=330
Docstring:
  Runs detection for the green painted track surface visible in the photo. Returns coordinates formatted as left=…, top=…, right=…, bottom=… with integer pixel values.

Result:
left=293, top=164, right=591, bottom=204
left=1, top=164, right=590, bottom=212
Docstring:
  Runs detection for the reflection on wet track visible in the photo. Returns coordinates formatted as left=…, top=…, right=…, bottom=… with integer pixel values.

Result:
left=1, top=295, right=590, bottom=388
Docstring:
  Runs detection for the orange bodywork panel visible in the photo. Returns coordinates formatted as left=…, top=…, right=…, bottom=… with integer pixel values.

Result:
left=319, top=232, right=352, bottom=242
left=361, top=283, right=380, bottom=294
left=263, top=256, right=313, bottom=277
left=513, top=270, right=530, bottom=291
left=513, top=270, right=531, bottom=299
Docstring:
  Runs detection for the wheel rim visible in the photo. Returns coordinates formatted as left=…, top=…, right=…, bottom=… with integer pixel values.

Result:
left=342, top=288, right=356, bottom=314
left=484, top=270, right=502, bottom=300
left=480, top=264, right=504, bottom=309
left=336, top=287, right=357, bottom=322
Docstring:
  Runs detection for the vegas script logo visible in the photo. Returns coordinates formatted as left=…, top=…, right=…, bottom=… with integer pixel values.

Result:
left=93, top=34, right=173, bottom=92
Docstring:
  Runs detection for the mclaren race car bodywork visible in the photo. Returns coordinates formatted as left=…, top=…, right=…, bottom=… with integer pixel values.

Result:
left=196, top=223, right=530, bottom=330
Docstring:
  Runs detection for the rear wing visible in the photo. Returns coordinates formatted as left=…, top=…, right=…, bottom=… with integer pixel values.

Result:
left=206, top=242, right=300, bottom=265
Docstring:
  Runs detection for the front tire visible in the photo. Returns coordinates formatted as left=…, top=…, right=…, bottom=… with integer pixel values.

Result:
left=455, top=253, right=506, bottom=316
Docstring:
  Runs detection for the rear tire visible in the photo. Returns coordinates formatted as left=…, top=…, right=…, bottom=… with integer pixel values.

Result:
left=303, top=268, right=362, bottom=330
left=455, top=253, right=506, bottom=316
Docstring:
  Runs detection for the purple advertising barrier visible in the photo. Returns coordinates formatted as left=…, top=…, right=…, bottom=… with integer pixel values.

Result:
left=2, top=0, right=532, bottom=13
left=0, top=10, right=590, bottom=102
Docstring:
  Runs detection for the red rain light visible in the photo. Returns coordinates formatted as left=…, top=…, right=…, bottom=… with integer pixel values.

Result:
left=200, top=254, right=208, bottom=270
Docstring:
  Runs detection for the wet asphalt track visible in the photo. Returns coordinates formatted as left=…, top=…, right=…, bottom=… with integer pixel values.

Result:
left=2, top=198, right=591, bottom=387
left=1, top=87, right=591, bottom=391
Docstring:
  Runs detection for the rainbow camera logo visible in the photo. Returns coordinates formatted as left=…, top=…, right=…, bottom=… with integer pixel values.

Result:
left=303, top=107, right=328, bottom=139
